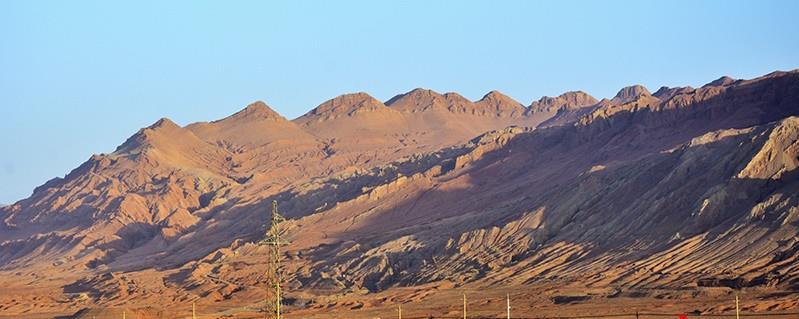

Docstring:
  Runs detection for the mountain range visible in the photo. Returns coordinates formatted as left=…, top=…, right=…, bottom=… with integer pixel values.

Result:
left=1, top=70, right=798, bottom=318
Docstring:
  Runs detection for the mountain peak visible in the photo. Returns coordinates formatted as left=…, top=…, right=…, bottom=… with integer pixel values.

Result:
left=387, top=88, right=442, bottom=102
left=653, top=86, right=672, bottom=97
left=559, top=91, right=597, bottom=104
left=306, top=92, right=386, bottom=118
left=482, top=90, right=504, bottom=98
left=474, top=90, right=525, bottom=116
left=529, top=91, right=598, bottom=113
left=653, top=86, right=695, bottom=100
left=147, top=117, right=180, bottom=130
left=217, top=101, right=285, bottom=124
left=409, top=87, right=434, bottom=94
left=703, top=76, right=737, bottom=88
left=114, top=117, right=189, bottom=154
left=293, top=92, right=402, bottom=127
left=478, top=90, right=521, bottom=104
left=385, top=88, right=447, bottom=112
left=477, top=90, right=520, bottom=104
left=612, top=85, right=652, bottom=104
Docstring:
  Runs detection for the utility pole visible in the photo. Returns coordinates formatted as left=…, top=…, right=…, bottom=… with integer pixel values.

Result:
left=398, top=304, right=402, bottom=319
left=463, top=293, right=467, bottom=319
left=735, top=294, right=740, bottom=319
left=260, top=200, right=288, bottom=319
left=193, top=302, right=197, bottom=319
left=506, top=293, right=510, bottom=319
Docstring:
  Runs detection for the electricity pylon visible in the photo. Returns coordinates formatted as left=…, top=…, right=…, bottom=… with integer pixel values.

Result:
left=259, top=200, right=288, bottom=319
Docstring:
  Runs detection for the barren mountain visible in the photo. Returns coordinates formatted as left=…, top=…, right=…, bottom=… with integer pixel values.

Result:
left=530, top=91, right=599, bottom=127
left=1, top=70, right=798, bottom=318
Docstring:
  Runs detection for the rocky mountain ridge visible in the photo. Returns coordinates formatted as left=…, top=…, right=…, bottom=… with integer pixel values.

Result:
left=1, top=69, right=798, bottom=316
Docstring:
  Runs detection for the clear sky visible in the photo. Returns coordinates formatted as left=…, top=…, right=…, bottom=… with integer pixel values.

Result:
left=1, top=1, right=797, bottom=204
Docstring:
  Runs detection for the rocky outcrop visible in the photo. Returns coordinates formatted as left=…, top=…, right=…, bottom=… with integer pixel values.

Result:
left=528, top=91, right=598, bottom=113
left=611, top=84, right=653, bottom=105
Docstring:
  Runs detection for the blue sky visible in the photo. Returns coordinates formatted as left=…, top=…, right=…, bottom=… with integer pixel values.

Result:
left=1, top=0, right=797, bottom=204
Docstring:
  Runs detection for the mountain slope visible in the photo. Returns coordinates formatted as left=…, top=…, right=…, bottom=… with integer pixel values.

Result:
left=271, top=70, right=799, bottom=291
left=179, top=70, right=799, bottom=308
left=0, top=69, right=798, bottom=317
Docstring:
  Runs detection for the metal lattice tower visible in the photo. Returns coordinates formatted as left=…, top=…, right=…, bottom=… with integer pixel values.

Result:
left=259, top=200, right=288, bottom=319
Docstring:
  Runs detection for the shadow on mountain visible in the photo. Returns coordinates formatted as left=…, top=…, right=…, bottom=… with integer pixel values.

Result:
left=274, top=73, right=799, bottom=291
left=41, top=71, right=799, bottom=295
